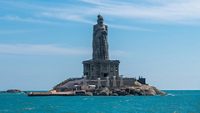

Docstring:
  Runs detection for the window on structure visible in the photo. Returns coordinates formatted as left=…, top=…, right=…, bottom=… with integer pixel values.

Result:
left=104, top=73, right=108, bottom=77
left=111, top=65, right=114, bottom=72
left=115, top=66, right=118, bottom=72
left=84, top=72, right=88, bottom=75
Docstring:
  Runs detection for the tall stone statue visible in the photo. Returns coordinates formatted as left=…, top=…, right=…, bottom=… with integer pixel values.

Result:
left=83, top=15, right=120, bottom=80
left=93, top=15, right=109, bottom=60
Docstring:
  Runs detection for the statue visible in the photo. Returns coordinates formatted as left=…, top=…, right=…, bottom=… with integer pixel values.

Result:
left=83, top=14, right=119, bottom=80
left=93, top=15, right=109, bottom=60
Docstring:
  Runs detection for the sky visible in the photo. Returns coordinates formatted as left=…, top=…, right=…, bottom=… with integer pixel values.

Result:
left=0, top=0, right=200, bottom=90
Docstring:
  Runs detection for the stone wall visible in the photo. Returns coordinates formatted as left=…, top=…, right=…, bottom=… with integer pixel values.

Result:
left=83, top=60, right=120, bottom=80
left=86, top=78, right=136, bottom=88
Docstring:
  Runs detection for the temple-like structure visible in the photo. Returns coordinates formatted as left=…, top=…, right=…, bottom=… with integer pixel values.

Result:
left=28, top=15, right=167, bottom=96
left=53, top=15, right=148, bottom=92
left=83, top=15, right=120, bottom=80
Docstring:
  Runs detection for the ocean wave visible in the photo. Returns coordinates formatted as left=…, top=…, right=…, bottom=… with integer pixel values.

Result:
left=24, top=107, right=34, bottom=111
left=0, top=109, right=10, bottom=112
left=166, top=93, right=175, bottom=96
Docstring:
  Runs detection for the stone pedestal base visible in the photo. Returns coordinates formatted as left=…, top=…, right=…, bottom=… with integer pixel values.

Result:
left=82, top=60, right=120, bottom=80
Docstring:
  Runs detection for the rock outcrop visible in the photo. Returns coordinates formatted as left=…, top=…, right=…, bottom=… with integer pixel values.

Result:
left=42, top=81, right=166, bottom=96
left=28, top=84, right=166, bottom=96
left=6, top=89, right=21, bottom=93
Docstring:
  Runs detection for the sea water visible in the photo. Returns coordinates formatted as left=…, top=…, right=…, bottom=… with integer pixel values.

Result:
left=0, top=90, right=200, bottom=113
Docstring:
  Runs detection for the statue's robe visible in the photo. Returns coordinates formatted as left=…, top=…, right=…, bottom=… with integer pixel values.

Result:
left=93, top=24, right=109, bottom=60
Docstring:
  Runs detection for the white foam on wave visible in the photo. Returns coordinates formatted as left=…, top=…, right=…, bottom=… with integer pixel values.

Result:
left=0, top=109, right=10, bottom=112
left=167, top=93, right=175, bottom=96
left=24, top=107, right=34, bottom=111
left=83, top=97, right=89, bottom=100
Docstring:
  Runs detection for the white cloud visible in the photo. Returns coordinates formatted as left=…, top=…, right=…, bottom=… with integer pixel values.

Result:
left=37, top=0, right=200, bottom=26
left=0, top=1, right=153, bottom=31
left=0, top=15, right=59, bottom=25
left=41, top=12, right=94, bottom=24
left=80, top=0, right=200, bottom=22
left=0, top=44, right=129, bottom=58
left=110, top=50, right=129, bottom=58
left=40, top=12, right=151, bottom=31
left=108, top=24, right=152, bottom=31
left=80, top=0, right=107, bottom=6
left=0, top=29, right=34, bottom=35
left=2, top=0, right=200, bottom=32
left=0, top=44, right=90, bottom=56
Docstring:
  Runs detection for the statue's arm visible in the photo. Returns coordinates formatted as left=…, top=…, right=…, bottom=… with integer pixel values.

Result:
left=93, top=25, right=96, bottom=37
left=105, top=25, right=108, bottom=35
left=101, top=25, right=108, bottom=36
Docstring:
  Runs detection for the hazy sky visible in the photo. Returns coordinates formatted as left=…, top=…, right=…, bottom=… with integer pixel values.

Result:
left=0, top=0, right=200, bottom=90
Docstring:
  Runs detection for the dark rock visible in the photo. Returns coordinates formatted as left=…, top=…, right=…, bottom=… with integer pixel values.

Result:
left=6, top=89, right=21, bottom=93
left=75, top=90, right=86, bottom=96
left=111, top=93, right=118, bottom=96
left=113, top=89, right=127, bottom=96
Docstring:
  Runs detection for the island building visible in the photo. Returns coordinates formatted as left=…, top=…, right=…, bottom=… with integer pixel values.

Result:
left=53, top=15, right=146, bottom=91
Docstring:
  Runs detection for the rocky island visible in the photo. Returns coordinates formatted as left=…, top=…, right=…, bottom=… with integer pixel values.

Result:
left=28, top=15, right=166, bottom=96
left=0, top=89, right=22, bottom=93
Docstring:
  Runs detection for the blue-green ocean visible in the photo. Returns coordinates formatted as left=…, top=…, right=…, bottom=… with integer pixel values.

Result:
left=0, top=90, right=200, bottom=113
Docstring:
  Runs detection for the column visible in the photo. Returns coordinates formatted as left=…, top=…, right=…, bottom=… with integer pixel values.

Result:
left=83, top=75, right=87, bottom=86
left=120, top=75, right=123, bottom=87
left=106, top=76, right=110, bottom=87
left=113, top=76, right=116, bottom=87
left=97, top=78, right=101, bottom=89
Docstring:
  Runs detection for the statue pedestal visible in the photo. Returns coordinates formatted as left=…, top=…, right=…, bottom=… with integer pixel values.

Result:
left=82, top=59, right=120, bottom=80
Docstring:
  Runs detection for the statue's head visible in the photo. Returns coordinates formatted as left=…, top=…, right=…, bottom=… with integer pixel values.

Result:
left=97, top=14, right=104, bottom=25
